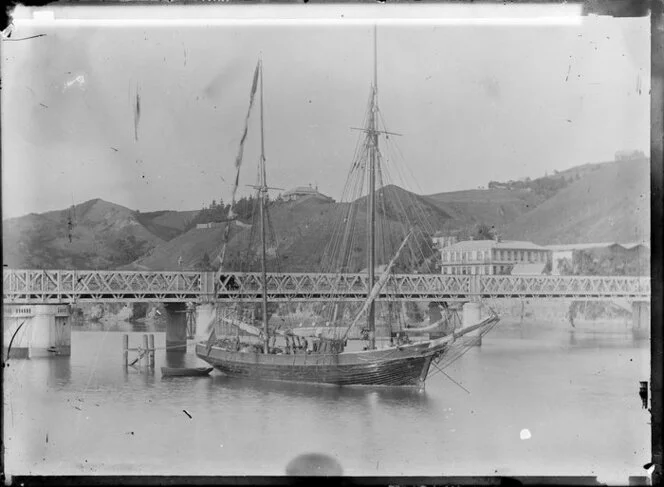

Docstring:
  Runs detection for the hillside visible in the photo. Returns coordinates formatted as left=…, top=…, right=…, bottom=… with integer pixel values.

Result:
left=131, top=185, right=456, bottom=272
left=502, top=159, right=649, bottom=244
left=135, top=210, right=199, bottom=241
left=3, top=199, right=166, bottom=269
left=4, top=158, right=650, bottom=271
left=426, top=188, right=540, bottom=231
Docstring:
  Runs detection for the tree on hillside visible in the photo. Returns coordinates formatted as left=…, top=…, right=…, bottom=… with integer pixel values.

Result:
left=471, top=223, right=495, bottom=240
left=196, top=252, right=214, bottom=271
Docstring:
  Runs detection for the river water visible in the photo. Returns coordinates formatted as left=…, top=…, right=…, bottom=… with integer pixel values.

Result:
left=3, top=318, right=650, bottom=482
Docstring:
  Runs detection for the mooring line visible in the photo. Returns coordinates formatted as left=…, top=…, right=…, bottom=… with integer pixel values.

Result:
left=431, top=360, right=470, bottom=394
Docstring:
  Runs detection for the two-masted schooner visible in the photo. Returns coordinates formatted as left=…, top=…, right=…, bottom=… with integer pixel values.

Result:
left=195, top=29, right=499, bottom=387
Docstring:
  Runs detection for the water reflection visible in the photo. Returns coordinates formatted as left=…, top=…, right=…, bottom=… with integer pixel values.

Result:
left=568, top=329, right=647, bottom=349
left=73, top=319, right=166, bottom=333
left=47, top=356, right=72, bottom=387
left=164, top=350, right=188, bottom=368
left=206, top=374, right=433, bottom=411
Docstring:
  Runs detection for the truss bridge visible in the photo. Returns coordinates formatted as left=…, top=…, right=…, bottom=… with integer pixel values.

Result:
left=3, top=269, right=651, bottom=304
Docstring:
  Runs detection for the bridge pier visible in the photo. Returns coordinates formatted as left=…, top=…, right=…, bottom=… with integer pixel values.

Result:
left=164, top=302, right=188, bottom=352
left=462, top=302, right=483, bottom=347
left=632, top=302, right=650, bottom=340
left=3, top=305, right=71, bottom=359
left=195, top=303, right=217, bottom=343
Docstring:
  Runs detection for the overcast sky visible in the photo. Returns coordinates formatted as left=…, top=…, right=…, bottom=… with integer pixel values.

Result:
left=1, top=6, right=649, bottom=219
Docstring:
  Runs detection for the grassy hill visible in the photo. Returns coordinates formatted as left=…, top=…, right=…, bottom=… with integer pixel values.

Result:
left=135, top=210, right=199, bottom=241
left=130, top=185, right=456, bottom=273
left=426, top=188, right=540, bottom=231
left=502, top=158, right=649, bottom=244
left=3, top=199, right=177, bottom=269
left=4, top=158, right=649, bottom=271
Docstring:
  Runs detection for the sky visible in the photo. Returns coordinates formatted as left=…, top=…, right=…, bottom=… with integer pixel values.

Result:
left=1, top=5, right=650, bottom=219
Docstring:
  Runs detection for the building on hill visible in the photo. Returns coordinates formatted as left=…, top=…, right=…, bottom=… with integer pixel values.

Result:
left=431, top=233, right=458, bottom=250
left=196, top=222, right=225, bottom=230
left=546, top=242, right=650, bottom=276
left=439, top=237, right=550, bottom=276
left=283, top=184, right=334, bottom=202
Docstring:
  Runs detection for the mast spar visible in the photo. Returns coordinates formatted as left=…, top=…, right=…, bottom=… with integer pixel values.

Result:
left=367, top=25, right=378, bottom=350
left=258, top=58, right=270, bottom=355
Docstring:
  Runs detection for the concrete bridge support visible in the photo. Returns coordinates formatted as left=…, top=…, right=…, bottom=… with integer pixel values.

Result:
left=164, top=302, right=188, bottom=352
left=3, top=305, right=71, bottom=359
left=462, top=302, right=483, bottom=347
left=195, top=303, right=217, bottom=343
left=632, top=301, right=650, bottom=340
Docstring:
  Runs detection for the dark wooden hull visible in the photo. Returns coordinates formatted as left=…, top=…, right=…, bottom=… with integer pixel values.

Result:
left=161, top=366, right=213, bottom=377
left=195, top=340, right=445, bottom=387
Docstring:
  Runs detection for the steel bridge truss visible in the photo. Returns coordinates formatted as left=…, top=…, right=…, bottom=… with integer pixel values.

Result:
left=2, top=269, right=651, bottom=304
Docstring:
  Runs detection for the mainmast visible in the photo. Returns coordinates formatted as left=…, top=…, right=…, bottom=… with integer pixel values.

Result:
left=367, top=25, right=378, bottom=350
left=258, top=59, right=270, bottom=355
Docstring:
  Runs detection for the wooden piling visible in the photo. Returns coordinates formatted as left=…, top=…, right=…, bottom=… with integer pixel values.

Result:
left=148, top=334, right=155, bottom=368
left=142, top=334, right=149, bottom=367
left=122, top=334, right=129, bottom=367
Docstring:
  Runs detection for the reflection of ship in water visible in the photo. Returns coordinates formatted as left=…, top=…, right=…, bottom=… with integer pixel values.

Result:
left=204, top=373, right=435, bottom=411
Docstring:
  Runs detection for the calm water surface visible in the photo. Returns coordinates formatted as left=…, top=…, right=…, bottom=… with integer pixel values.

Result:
left=3, top=319, right=650, bottom=481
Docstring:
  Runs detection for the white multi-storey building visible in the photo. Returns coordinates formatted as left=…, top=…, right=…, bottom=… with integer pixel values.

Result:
left=439, top=238, right=551, bottom=275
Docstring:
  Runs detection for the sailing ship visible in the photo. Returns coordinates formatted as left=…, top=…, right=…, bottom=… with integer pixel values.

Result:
left=195, top=29, right=499, bottom=387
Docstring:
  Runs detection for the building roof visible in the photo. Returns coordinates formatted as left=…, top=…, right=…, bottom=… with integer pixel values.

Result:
left=283, top=186, right=325, bottom=197
left=511, top=262, right=548, bottom=275
left=442, top=239, right=548, bottom=251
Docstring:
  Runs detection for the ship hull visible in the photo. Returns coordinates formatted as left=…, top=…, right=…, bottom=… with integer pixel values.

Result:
left=195, top=341, right=443, bottom=387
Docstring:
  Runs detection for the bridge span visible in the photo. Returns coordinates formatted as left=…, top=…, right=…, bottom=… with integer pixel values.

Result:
left=2, top=269, right=651, bottom=304
left=3, top=269, right=651, bottom=359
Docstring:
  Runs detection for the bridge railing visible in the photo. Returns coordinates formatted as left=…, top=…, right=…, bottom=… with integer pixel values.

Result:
left=2, top=269, right=651, bottom=303
left=476, top=275, right=651, bottom=298
left=3, top=269, right=204, bottom=301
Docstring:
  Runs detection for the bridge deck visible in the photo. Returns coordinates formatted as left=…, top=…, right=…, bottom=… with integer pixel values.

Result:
left=2, top=269, right=651, bottom=304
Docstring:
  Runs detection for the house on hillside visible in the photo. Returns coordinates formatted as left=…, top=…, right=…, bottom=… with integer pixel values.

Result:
left=196, top=222, right=225, bottom=230
left=546, top=242, right=650, bottom=276
left=439, top=237, right=550, bottom=275
left=431, top=233, right=458, bottom=250
left=282, top=184, right=334, bottom=203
